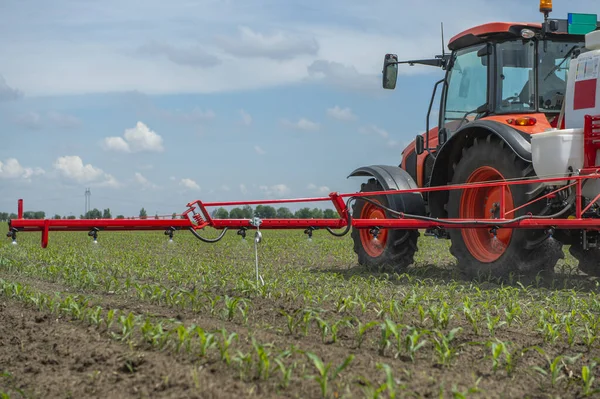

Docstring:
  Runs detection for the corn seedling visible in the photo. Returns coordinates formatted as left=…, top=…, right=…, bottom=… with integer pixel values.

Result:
left=432, top=328, right=462, bottom=367
left=217, top=329, right=238, bottom=365
left=405, top=327, right=429, bottom=362
left=194, top=326, right=216, bottom=357
left=251, top=336, right=272, bottom=380
left=355, top=320, right=378, bottom=349
left=305, top=351, right=354, bottom=398
left=581, top=362, right=600, bottom=396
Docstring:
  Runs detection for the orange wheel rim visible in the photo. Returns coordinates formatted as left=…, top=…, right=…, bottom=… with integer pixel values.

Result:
left=360, top=200, right=388, bottom=258
left=459, top=166, right=514, bottom=263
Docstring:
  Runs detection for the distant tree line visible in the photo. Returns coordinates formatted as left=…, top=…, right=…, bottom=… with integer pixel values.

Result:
left=211, top=205, right=339, bottom=219
left=0, top=205, right=339, bottom=222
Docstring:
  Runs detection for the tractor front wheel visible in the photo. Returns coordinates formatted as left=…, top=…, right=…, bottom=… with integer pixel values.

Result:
left=446, top=136, right=563, bottom=279
left=351, top=178, right=419, bottom=273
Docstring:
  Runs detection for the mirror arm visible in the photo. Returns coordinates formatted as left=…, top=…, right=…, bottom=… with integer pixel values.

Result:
left=391, top=55, right=450, bottom=68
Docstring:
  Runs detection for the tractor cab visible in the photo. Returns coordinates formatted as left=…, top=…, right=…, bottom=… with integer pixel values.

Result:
left=382, top=3, right=598, bottom=155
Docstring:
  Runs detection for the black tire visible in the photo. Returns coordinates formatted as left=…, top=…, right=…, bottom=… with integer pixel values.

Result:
left=446, top=135, right=564, bottom=279
left=351, top=178, right=420, bottom=273
left=569, top=245, right=600, bottom=277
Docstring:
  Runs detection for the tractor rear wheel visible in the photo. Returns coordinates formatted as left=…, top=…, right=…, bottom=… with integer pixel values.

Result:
left=446, top=135, right=563, bottom=279
left=351, top=178, right=419, bottom=273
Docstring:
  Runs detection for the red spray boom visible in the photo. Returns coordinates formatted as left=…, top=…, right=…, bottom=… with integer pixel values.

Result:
left=7, top=170, right=600, bottom=248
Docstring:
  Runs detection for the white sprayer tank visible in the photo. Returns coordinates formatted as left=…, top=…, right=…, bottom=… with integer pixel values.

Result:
left=531, top=30, right=600, bottom=196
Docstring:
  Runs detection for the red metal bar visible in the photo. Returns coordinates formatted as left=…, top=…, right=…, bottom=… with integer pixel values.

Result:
left=8, top=163, right=600, bottom=248
left=42, top=220, right=49, bottom=248
left=500, top=185, right=505, bottom=218
left=577, top=179, right=583, bottom=219
left=11, top=218, right=194, bottom=232
left=329, top=193, right=349, bottom=220
left=504, top=182, right=577, bottom=216
left=190, top=196, right=333, bottom=208
left=18, top=199, right=23, bottom=219
left=11, top=215, right=600, bottom=233
left=350, top=218, right=600, bottom=229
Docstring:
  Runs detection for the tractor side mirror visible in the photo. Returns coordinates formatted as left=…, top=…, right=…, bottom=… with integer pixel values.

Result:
left=415, top=134, right=425, bottom=155
left=438, top=128, right=448, bottom=146
left=382, top=54, right=398, bottom=90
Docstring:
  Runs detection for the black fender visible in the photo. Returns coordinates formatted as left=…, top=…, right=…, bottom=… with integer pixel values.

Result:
left=428, top=120, right=533, bottom=218
left=348, top=165, right=426, bottom=217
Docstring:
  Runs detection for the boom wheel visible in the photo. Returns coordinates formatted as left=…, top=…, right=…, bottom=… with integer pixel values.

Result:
left=446, top=135, right=563, bottom=279
left=351, top=178, right=419, bottom=273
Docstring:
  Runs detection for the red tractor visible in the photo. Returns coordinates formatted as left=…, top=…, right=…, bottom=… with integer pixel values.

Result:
left=349, top=1, right=600, bottom=278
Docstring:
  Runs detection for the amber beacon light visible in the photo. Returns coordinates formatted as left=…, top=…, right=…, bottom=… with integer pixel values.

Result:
left=539, top=0, right=552, bottom=13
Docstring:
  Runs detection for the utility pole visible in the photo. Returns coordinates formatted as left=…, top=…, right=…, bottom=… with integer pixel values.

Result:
left=84, top=188, right=91, bottom=216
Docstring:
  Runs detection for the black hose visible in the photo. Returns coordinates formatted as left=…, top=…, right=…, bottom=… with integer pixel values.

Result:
left=352, top=192, right=575, bottom=227
left=325, top=199, right=353, bottom=237
left=188, top=227, right=229, bottom=243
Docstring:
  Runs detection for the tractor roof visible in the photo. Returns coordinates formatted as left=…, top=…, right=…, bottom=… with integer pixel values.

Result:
left=448, top=22, right=542, bottom=50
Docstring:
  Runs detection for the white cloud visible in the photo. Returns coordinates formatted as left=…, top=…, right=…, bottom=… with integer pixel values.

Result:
left=281, top=118, right=320, bottom=132
left=14, top=111, right=81, bottom=130
left=307, top=183, right=330, bottom=195
left=359, top=125, right=403, bottom=148
left=47, top=111, right=82, bottom=128
left=0, top=158, right=45, bottom=180
left=221, top=185, right=230, bottom=191
left=161, top=107, right=216, bottom=124
left=180, top=178, right=200, bottom=191
left=239, top=109, right=252, bottom=126
left=15, top=112, right=42, bottom=130
left=134, top=172, right=159, bottom=189
left=306, top=60, right=379, bottom=92
left=326, top=106, right=357, bottom=122
left=260, top=184, right=290, bottom=198
left=0, top=74, right=23, bottom=102
left=240, top=184, right=248, bottom=195
left=103, top=121, right=164, bottom=153
left=136, top=40, right=220, bottom=68
left=0, top=0, right=542, bottom=97
left=215, top=26, right=318, bottom=60
left=104, top=137, right=130, bottom=152
left=359, top=125, right=389, bottom=139
left=254, top=145, right=266, bottom=155
left=53, top=155, right=118, bottom=187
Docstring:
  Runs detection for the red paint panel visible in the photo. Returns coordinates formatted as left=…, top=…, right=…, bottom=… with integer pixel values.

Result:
left=574, top=79, right=597, bottom=110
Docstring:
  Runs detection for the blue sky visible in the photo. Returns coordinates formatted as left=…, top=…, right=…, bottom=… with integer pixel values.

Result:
left=0, top=0, right=596, bottom=217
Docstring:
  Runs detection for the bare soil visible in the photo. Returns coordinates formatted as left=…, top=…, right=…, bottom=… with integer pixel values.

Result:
left=0, top=297, right=274, bottom=399
left=1, top=272, right=597, bottom=398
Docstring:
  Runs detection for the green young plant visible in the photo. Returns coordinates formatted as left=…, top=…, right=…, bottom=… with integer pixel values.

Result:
left=331, top=317, right=353, bottom=344
left=251, top=336, right=272, bottom=380
left=429, top=301, right=452, bottom=329
left=356, top=320, right=379, bottom=349
left=217, top=329, right=238, bottom=365
left=405, top=327, right=429, bottom=362
left=305, top=352, right=354, bottom=398
left=432, top=328, right=462, bottom=367
left=581, top=362, right=600, bottom=397
left=485, top=312, right=506, bottom=337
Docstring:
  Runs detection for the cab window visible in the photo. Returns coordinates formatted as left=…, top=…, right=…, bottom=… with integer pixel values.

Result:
left=443, top=44, right=488, bottom=132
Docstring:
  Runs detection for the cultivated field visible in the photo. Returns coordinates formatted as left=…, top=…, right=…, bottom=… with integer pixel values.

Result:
left=1, top=225, right=600, bottom=398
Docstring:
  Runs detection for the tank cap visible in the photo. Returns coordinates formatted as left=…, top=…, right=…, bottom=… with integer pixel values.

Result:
left=586, top=30, right=600, bottom=51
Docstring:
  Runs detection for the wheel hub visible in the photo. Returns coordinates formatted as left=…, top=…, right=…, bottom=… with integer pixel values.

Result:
left=360, top=201, right=388, bottom=258
left=459, top=166, right=514, bottom=263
